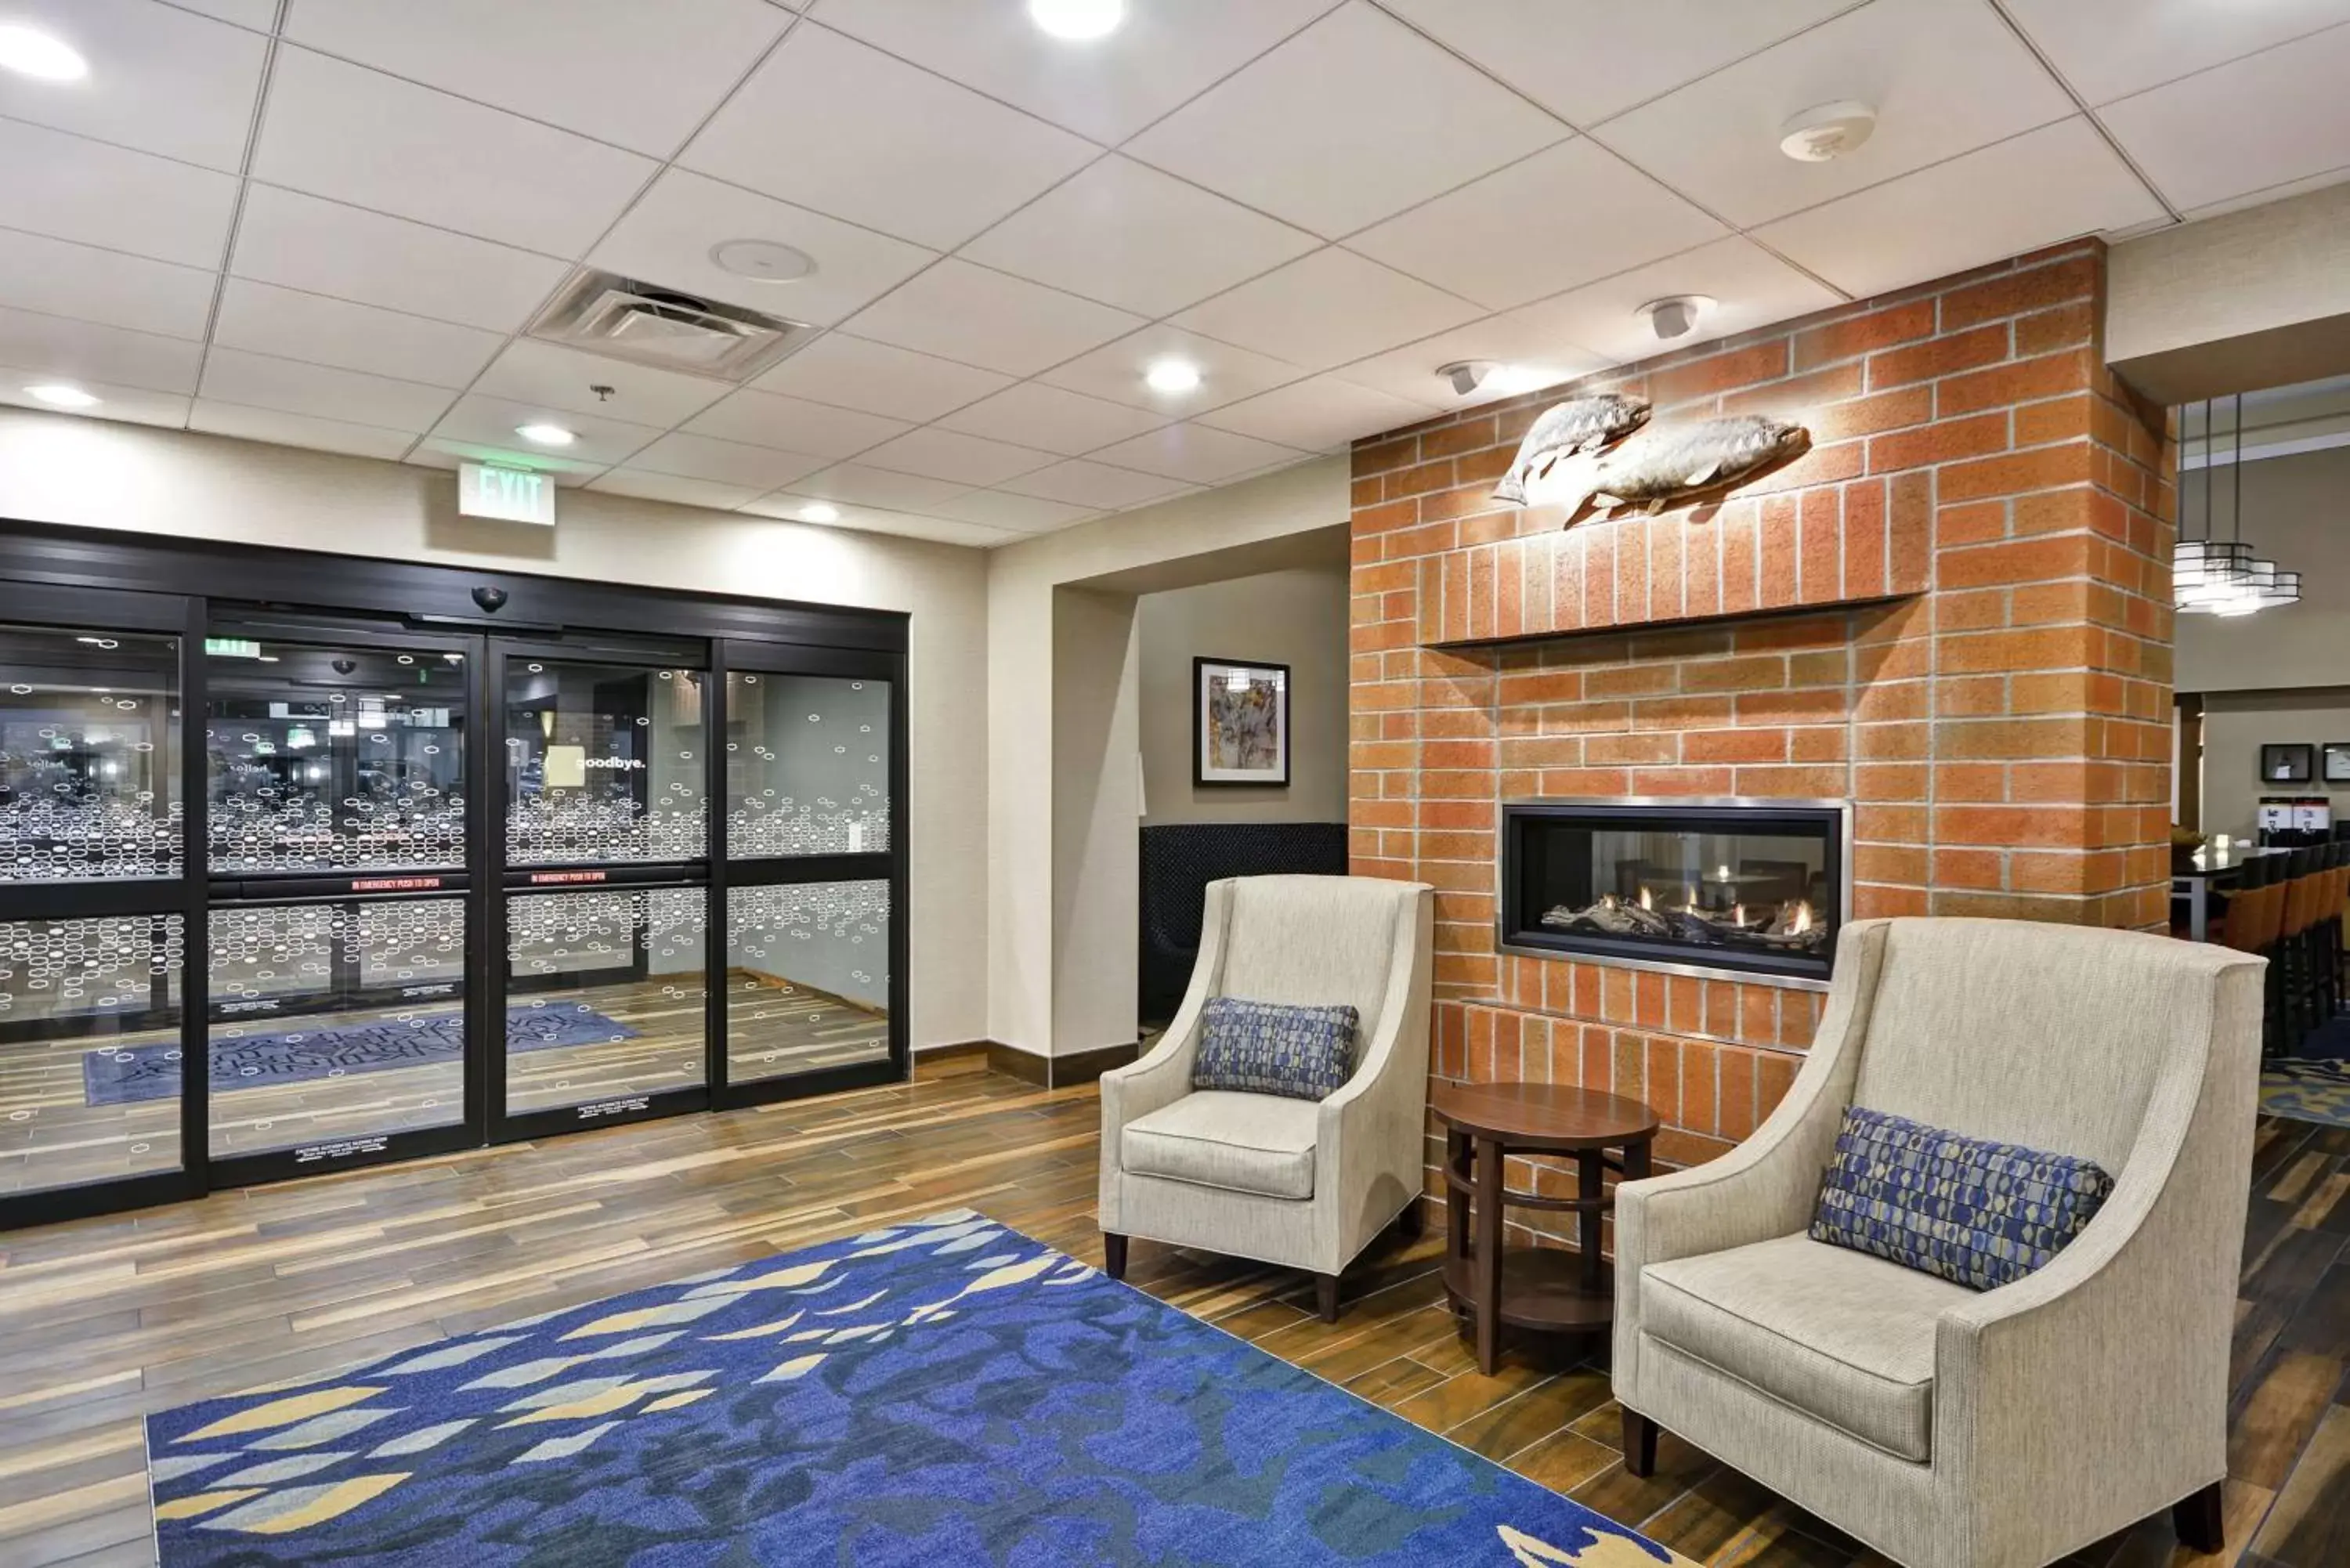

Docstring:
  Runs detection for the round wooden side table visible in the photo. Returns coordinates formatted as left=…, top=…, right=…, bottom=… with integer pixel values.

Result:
left=1430, top=1082, right=1660, bottom=1375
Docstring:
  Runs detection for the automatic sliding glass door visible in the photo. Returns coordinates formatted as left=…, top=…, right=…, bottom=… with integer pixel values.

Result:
left=491, top=638, right=711, bottom=1137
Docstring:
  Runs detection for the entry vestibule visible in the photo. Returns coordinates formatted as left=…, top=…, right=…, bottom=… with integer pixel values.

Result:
left=0, top=521, right=909, bottom=1230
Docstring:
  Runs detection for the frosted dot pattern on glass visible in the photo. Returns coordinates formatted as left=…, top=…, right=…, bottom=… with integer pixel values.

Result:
left=210, top=901, right=468, bottom=1010
left=0, top=626, right=182, bottom=882
left=508, top=889, right=708, bottom=977
left=505, top=665, right=706, bottom=865
left=0, top=914, right=184, bottom=1023
left=726, top=674, right=888, bottom=858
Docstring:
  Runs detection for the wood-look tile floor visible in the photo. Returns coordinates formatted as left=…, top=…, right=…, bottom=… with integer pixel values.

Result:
left=0, top=1062, right=2341, bottom=1568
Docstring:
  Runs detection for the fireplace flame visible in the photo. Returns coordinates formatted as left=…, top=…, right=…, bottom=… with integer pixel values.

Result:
left=1638, top=886, right=1653, bottom=912
left=1733, top=902, right=1746, bottom=927
left=1790, top=900, right=1814, bottom=935
left=1683, top=884, right=1696, bottom=910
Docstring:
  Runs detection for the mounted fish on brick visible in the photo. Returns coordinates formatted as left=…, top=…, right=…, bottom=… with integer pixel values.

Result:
left=1508, top=413, right=1811, bottom=519
left=1490, top=392, right=1650, bottom=506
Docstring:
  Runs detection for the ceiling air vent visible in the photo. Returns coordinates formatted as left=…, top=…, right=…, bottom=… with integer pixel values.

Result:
left=526, top=270, right=815, bottom=382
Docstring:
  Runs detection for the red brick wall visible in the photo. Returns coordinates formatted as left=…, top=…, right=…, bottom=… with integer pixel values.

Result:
left=1347, top=241, right=2175, bottom=1219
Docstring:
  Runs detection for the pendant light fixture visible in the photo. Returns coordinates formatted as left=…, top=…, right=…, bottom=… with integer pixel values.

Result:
left=2176, top=395, right=2299, bottom=616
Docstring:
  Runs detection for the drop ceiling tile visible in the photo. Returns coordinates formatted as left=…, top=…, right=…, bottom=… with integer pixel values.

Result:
left=682, top=387, right=909, bottom=457
left=589, top=168, right=937, bottom=327
left=0, top=306, right=204, bottom=396
left=935, top=382, right=1170, bottom=456
left=197, top=348, right=457, bottom=433
left=472, top=340, right=730, bottom=428
left=0, top=229, right=215, bottom=340
left=922, top=489, right=1101, bottom=532
left=253, top=47, right=658, bottom=257
left=791, top=463, right=973, bottom=511
left=841, top=261, right=1144, bottom=378
left=230, top=186, right=570, bottom=332
left=812, top=0, right=1340, bottom=143
left=211, top=280, right=505, bottom=388
left=750, top=334, right=1011, bottom=422
left=1500, top=236, right=1841, bottom=367
left=0, top=0, right=267, bottom=172
left=2005, top=0, right=2350, bottom=106
left=169, top=0, right=277, bottom=27
left=188, top=399, right=418, bottom=461
left=680, top=23, right=1098, bottom=251
left=281, top=0, right=790, bottom=156
left=997, top=459, right=1195, bottom=510
left=1172, top=248, right=1480, bottom=371
left=627, top=430, right=827, bottom=490
left=0, top=374, right=190, bottom=428
left=741, top=496, right=1025, bottom=548
left=1085, top=422, right=1307, bottom=484
left=409, top=439, right=608, bottom=486
left=857, top=427, right=1055, bottom=487
left=2099, top=24, right=2350, bottom=213
left=1331, top=317, right=1609, bottom=410
left=1124, top=2, right=1565, bottom=240
left=1593, top=0, right=2077, bottom=229
left=586, top=469, right=769, bottom=511
left=1379, top=0, right=1856, bottom=128
left=1039, top=325, right=1305, bottom=413
left=960, top=155, right=1319, bottom=318
left=1349, top=139, right=1726, bottom=311
left=1196, top=376, right=1439, bottom=451
left=0, top=117, right=239, bottom=269
left=428, top=394, right=662, bottom=468
left=1754, top=118, right=2165, bottom=298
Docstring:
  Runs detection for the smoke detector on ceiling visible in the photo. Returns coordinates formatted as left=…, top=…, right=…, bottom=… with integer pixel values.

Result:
left=526, top=269, right=816, bottom=382
left=710, top=239, right=815, bottom=283
left=1779, top=100, right=1877, bottom=162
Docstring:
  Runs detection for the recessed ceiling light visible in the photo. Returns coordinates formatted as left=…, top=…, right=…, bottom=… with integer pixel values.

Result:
left=797, top=502, right=842, bottom=524
left=710, top=239, right=816, bottom=283
left=1144, top=358, right=1202, bottom=395
left=25, top=383, right=100, bottom=409
left=0, top=25, right=88, bottom=82
left=515, top=423, right=576, bottom=447
left=1029, top=0, right=1123, bottom=42
left=1778, top=100, right=1877, bottom=162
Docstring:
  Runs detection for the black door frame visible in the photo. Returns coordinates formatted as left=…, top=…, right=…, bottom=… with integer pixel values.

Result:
left=0, top=519, right=910, bottom=1234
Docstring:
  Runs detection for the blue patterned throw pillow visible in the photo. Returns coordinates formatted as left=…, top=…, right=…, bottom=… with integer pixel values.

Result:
left=1191, top=996, right=1358, bottom=1102
left=1810, top=1106, right=2115, bottom=1292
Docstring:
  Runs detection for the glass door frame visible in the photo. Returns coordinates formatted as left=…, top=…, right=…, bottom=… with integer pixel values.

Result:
left=0, top=582, right=205, bottom=1230
left=200, top=611, right=490, bottom=1191
left=713, top=638, right=907, bottom=1111
left=486, top=634, right=717, bottom=1143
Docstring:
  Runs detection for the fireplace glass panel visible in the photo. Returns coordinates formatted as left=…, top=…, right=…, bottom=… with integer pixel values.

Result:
left=1503, top=803, right=1843, bottom=983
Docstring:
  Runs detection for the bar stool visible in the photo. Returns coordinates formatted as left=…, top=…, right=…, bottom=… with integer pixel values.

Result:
left=2222, top=854, right=2287, bottom=1057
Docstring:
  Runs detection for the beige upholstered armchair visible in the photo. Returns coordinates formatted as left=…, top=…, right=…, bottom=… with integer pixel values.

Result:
left=1099, top=875, right=1434, bottom=1321
left=1613, top=917, right=2263, bottom=1568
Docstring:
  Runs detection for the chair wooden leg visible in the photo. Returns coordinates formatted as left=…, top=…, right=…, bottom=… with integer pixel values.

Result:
left=1394, top=1200, right=1424, bottom=1240
left=1314, top=1272, right=1341, bottom=1324
left=2173, top=1480, right=2225, bottom=1555
left=1621, top=1407, right=1659, bottom=1479
left=1101, top=1232, right=1127, bottom=1281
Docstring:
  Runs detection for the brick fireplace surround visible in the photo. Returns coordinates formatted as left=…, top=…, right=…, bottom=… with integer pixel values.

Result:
left=1346, top=240, right=2175, bottom=1226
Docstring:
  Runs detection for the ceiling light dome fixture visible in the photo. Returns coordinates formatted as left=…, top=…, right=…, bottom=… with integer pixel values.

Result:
left=25, top=383, right=100, bottom=409
left=1144, top=358, right=1202, bottom=395
left=515, top=422, right=576, bottom=447
left=797, top=502, right=842, bottom=524
left=1640, top=294, right=1715, bottom=341
left=0, top=24, right=88, bottom=82
left=1029, top=0, right=1124, bottom=42
left=1778, top=100, right=1878, bottom=162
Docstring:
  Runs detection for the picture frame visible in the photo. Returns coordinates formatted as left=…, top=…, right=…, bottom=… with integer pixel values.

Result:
left=1194, top=656, right=1289, bottom=788
left=2261, top=742, right=2316, bottom=785
left=2324, top=744, right=2350, bottom=786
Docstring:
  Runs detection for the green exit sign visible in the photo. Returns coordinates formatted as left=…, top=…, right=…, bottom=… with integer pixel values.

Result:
left=204, top=637, right=262, bottom=658
left=458, top=461, right=556, bottom=526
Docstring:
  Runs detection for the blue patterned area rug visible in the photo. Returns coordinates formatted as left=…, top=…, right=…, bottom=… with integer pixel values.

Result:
left=2264, top=1057, right=2350, bottom=1129
left=145, top=1212, right=1681, bottom=1567
left=85, top=1004, right=636, bottom=1107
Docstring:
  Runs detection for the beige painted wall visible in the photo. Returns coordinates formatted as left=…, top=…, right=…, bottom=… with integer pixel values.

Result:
left=987, top=459, right=1350, bottom=1058
left=0, top=407, right=990, bottom=1050
left=2175, top=446, right=2350, bottom=695
left=1136, top=562, right=1350, bottom=828
left=2200, top=689, right=2350, bottom=840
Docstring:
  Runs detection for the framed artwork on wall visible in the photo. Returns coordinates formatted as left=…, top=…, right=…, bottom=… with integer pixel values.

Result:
left=2324, top=744, right=2350, bottom=786
left=1195, top=657, right=1289, bottom=787
left=2262, top=743, right=2316, bottom=785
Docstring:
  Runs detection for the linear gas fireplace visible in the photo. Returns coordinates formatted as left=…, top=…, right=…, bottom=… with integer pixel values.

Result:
left=1499, top=797, right=1852, bottom=987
